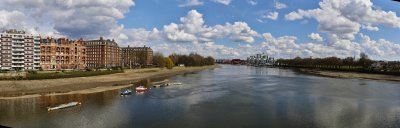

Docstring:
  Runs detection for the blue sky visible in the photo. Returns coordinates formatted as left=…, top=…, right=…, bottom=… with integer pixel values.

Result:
left=1, top=0, right=400, bottom=60
left=120, top=0, right=319, bottom=42
left=118, top=0, right=400, bottom=60
left=120, top=0, right=400, bottom=43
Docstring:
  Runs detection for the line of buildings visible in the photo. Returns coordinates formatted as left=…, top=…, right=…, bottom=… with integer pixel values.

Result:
left=0, top=29, right=153, bottom=71
left=247, top=53, right=275, bottom=66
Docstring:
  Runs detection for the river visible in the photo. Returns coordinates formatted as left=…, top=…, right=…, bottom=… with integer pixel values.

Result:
left=1, top=65, right=400, bottom=128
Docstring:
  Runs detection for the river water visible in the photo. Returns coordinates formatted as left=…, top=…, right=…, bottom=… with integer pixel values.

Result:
left=1, top=65, right=400, bottom=128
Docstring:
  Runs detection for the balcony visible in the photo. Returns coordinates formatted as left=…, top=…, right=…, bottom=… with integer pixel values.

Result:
left=12, top=45, right=24, bottom=48
left=12, top=61, right=24, bottom=63
left=12, top=49, right=24, bottom=52
left=11, top=56, right=24, bottom=59
left=12, top=37, right=24, bottom=40
left=1, top=35, right=11, bottom=38
left=12, top=53, right=24, bottom=56
left=11, top=65, right=24, bottom=68
left=12, top=40, right=24, bottom=43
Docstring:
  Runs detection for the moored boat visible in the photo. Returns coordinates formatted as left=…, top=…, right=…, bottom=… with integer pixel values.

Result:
left=120, top=89, right=132, bottom=95
left=135, top=86, right=148, bottom=92
left=47, top=102, right=81, bottom=111
left=169, top=82, right=182, bottom=85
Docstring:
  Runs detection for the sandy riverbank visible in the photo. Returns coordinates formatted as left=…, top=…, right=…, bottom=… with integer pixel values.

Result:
left=0, top=65, right=219, bottom=99
left=299, top=69, right=400, bottom=82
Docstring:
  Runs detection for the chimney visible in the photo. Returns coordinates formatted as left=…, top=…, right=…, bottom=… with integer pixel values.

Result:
left=128, top=45, right=130, bottom=48
left=100, top=37, right=103, bottom=40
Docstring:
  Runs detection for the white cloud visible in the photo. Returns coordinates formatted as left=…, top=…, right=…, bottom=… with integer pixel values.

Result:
left=109, top=25, right=162, bottom=46
left=308, top=33, right=323, bottom=41
left=212, top=0, right=232, bottom=5
left=361, top=24, right=379, bottom=31
left=260, top=31, right=400, bottom=60
left=2, top=0, right=400, bottom=60
left=284, top=0, right=400, bottom=40
left=0, top=0, right=135, bottom=38
left=108, top=10, right=258, bottom=58
left=161, top=10, right=259, bottom=43
left=164, top=23, right=198, bottom=42
left=275, top=1, right=287, bottom=9
left=262, top=12, right=279, bottom=20
left=180, top=10, right=205, bottom=34
left=360, top=34, right=400, bottom=57
left=0, top=10, right=25, bottom=30
left=179, top=0, right=204, bottom=7
left=247, top=0, right=257, bottom=5
left=261, top=33, right=363, bottom=59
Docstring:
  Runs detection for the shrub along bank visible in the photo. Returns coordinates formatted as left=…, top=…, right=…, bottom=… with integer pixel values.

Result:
left=25, top=69, right=124, bottom=80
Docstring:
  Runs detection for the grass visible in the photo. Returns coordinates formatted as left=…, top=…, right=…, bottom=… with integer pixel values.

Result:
left=25, top=70, right=124, bottom=80
left=135, top=69, right=159, bottom=73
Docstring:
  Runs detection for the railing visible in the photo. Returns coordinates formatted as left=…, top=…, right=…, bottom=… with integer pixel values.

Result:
left=12, top=49, right=24, bottom=51
left=11, top=65, right=24, bottom=67
left=11, top=57, right=24, bottom=59
left=11, top=61, right=24, bottom=63
left=12, top=40, right=24, bottom=43
left=12, top=45, right=24, bottom=48
left=12, top=53, right=24, bottom=55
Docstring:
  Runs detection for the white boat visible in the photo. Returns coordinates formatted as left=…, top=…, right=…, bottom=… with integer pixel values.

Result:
left=169, top=82, right=182, bottom=85
left=47, top=102, right=81, bottom=111
left=135, top=86, right=148, bottom=92
left=120, top=89, right=132, bottom=95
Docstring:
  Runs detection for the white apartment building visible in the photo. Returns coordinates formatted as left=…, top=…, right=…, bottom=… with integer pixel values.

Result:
left=0, top=29, right=41, bottom=71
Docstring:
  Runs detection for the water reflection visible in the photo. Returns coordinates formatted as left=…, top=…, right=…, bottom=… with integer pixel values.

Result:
left=1, top=65, right=400, bottom=127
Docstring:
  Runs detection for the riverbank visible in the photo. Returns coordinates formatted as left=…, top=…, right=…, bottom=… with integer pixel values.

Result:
left=298, top=68, right=400, bottom=82
left=0, top=65, right=219, bottom=99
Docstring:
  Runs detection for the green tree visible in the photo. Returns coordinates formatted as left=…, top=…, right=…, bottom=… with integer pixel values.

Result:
left=165, top=57, right=174, bottom=69
left=152, top=52, right=165, bottom=68
left=358, top=52, right=373, bottom=70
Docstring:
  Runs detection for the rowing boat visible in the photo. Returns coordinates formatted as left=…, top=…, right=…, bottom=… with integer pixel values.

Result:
left=47, top=102, right=81, bottom=111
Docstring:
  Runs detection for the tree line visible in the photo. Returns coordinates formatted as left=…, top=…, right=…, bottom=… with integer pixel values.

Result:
left=153, top=52, right=215, bottom=69
left=276, top=53, right=376, bottom=71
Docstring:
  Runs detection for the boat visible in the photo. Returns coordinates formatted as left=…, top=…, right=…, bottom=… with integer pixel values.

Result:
left=120, top=89, right=132, bottom=95
left=47, top=102, right=81, bottom=111
left=135, top=86, right=148, bottom=92
left=153, top=84, right=161, bottom=88
left=169, top=82, right=182, bottom=85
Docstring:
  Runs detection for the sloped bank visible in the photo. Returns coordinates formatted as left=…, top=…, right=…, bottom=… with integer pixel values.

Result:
left=0, top=65, right=219, bottom=99
left=297, top=68, right=400, bottom=82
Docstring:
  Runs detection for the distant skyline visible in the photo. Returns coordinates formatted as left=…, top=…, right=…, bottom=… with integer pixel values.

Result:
left=1, top=0, right=400, bottom=60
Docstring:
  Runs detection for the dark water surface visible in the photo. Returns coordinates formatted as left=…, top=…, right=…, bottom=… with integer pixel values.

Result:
left=1, top=65, right=400, bottom=128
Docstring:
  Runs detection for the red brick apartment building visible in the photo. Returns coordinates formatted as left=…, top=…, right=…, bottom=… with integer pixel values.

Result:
left=40, top=38, right=87, bottom=70
left=121, top=45, right=153, bottom=68
left=85, top=37, right=121, bottom=68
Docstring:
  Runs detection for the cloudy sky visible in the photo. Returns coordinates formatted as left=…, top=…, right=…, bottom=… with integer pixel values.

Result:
left=1, top=0, right=400, bottom=60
